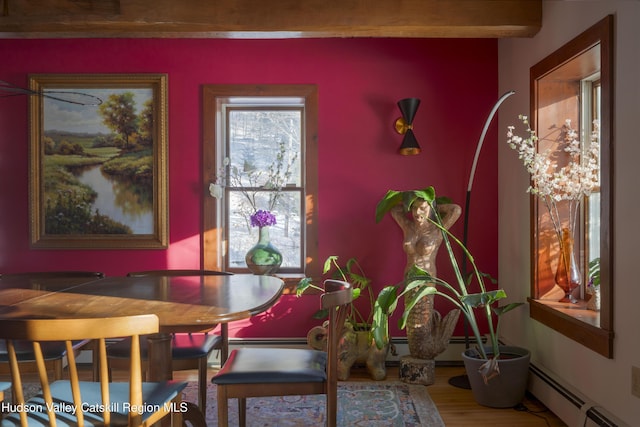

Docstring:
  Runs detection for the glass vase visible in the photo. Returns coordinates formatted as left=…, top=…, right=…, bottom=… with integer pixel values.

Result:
left=555, top=227, right=581, bottom=303
left=245, top=226, right=282, bottom=275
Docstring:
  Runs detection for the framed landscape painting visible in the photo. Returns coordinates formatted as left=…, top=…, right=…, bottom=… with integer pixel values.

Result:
left=29, top=74, right=168, bottom=249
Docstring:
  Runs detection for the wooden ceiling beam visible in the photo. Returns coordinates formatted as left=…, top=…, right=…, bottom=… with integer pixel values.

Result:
left=0, top=0, right=541, bottom=38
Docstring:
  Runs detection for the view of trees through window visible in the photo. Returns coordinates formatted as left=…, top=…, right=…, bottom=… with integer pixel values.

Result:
left=221, top=105, right=304, bottom=271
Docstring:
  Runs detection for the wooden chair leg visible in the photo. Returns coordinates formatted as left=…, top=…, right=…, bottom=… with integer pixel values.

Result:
left=220, top=323, right=229, bottom=365
left=217, top=386, right=229, bottom=427
left=170, top=405, right=183, bottom=427
left=197, top=357, right=207, bottom=415
left=327, top=388, right=337, bottom=427
left=238, top=397, right=246, bottom=427
left=91, top=340, right=100, bottom=381
left=53, top=359, right=63, bottom=380
left=181, top=402, right=207, bottom=427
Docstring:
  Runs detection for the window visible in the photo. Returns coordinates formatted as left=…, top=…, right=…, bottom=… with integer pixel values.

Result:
left=202, top=85, right=319, bottom=278
left=529, top=15, right=613, bottom=358
left=224, top=105, right=303, bottom=270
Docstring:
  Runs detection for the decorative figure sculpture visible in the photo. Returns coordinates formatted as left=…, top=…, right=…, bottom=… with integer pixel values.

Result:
left=390, top=200, right=462, bottom=384
left=307, top=322, right=390, bottom=381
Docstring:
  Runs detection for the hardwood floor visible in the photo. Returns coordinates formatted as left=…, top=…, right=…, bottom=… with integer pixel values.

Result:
left=173, top=364, right=568, bottom=426
left=2, top=363, right=567, bottom=426
left=410, top=366, right=567, bottom=426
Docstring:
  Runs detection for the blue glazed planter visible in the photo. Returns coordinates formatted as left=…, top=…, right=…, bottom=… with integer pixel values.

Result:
left=245, top=226, right=282, bottom=275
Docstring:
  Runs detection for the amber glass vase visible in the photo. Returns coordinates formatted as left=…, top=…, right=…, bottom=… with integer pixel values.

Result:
left=555, top=227, right=581, bottom=303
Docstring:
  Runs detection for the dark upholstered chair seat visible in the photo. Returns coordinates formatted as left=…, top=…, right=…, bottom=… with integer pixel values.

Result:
left=0, top=340, right=88, bottom=362
left=107, top=333, right=223, bottom=360
left=213, top=348, right=327, bottom=385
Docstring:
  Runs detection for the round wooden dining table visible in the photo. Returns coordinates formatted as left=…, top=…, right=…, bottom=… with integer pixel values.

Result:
left=0, top=273, right=285, bottom=381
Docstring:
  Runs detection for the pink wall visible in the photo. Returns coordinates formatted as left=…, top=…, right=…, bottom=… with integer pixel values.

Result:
left=0, top=38, right=498, bottom=339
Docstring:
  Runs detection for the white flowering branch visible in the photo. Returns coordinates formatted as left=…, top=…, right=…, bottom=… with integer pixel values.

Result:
left=208, top=140, right=298, bottom=231
left=506, top=115, right=600, bottom=243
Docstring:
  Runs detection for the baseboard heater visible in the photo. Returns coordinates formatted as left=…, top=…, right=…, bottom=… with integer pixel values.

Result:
left=529, top=363, right=621, bottom=427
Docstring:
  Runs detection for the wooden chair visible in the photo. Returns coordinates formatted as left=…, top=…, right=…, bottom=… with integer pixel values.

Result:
left=0, top=271, right=105, bottom=382
left=212, top=279, right=353, bottom=427
left=0, top=314, right=187, bottom=426
left=107, top=269, right=231, bottom=415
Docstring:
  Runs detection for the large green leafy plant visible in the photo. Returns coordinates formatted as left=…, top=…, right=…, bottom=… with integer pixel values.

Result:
left=372, top=186, right=522, bottom=382
left=297, top=255, right=376, bottom=331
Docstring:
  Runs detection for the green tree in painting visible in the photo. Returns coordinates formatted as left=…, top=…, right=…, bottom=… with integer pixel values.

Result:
left=98, top=92, right=139, bottom=148
left=43, top=136, right=56, bottom=154
left=138, top=98, right=154, bottom=147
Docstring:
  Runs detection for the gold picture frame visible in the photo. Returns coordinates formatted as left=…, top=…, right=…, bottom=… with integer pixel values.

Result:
left=29, top=74, right=168, bottom=249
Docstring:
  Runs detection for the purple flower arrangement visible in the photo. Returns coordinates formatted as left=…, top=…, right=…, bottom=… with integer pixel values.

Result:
left=250, top=210, right=277, bottom=228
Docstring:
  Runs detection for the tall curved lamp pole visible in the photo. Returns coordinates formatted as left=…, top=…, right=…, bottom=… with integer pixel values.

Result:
left=449, top=90, right=516, bottom=389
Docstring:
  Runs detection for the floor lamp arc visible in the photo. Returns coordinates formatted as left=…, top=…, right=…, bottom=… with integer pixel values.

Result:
left=449, top=90, right=516, bottom=389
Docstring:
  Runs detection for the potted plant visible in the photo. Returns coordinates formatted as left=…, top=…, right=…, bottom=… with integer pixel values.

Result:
left=297, top=256, right=391, bottom=380
left=373, top=186, right=528, bottom=408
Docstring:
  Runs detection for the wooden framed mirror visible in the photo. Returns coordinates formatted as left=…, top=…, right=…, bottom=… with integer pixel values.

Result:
left=528, top=15, right=614, bottom=358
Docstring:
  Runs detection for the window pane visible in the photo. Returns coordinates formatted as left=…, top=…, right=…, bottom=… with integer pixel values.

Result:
left=225, top=107, right=303, bottom=271
left=228, top=109, right=302, bottom=188
left=583, top=81, right=600, bottom=285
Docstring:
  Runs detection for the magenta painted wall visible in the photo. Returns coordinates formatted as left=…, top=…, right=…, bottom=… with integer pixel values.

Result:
left=0, top=38, right=499, bottom=339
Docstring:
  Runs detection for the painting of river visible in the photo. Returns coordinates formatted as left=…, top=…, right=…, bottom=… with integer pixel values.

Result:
left=74, top=163, right=153, bottom=234
left=29, top=74, right=168, bottom=248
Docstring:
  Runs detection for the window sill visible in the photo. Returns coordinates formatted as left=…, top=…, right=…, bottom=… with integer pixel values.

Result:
left=528, top=297, right=612, bottom=357
left=531, top=297, right=599, bottom=328
left=274, top=273, right=306, bottom=295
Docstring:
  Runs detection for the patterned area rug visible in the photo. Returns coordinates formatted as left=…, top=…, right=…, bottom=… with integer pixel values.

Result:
left=184, top=381, right=445, bottom=426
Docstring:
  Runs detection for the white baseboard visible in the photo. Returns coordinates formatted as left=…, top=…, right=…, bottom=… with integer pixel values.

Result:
left=203, top=336, right=470, bottom=367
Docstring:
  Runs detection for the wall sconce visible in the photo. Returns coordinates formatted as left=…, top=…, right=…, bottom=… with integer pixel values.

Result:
left=394, top=98, right=421, bottom=155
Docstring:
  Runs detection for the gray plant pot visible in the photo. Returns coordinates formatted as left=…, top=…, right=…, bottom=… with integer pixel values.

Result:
left=462, top=345, right=531, bottom=408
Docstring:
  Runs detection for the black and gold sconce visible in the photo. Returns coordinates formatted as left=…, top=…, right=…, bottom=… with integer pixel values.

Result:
left=394, top=98, right=421, bottom=155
